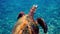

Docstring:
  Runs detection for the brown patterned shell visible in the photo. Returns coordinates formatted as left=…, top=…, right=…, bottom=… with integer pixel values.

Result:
left=12, top=15, right=39, bottom=34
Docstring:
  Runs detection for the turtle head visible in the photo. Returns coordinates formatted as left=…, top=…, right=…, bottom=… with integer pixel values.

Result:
left=30, top=5, right=38, bottom=12
left=29, top=5, right=38, bottom=16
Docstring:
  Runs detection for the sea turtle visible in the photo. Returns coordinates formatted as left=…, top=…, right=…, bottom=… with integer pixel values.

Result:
left=12, top=5, right=48, bottom=34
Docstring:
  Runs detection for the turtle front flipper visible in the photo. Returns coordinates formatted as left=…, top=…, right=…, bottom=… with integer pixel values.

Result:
left=17, top=11, right=25, bottom=19
left=37, top=18, right=48, bottom=34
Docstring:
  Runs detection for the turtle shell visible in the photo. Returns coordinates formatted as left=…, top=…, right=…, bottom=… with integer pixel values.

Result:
left=12, top=15, right=39, bottom=34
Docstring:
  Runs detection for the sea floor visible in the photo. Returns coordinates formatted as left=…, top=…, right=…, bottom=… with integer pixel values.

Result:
left=0, top=0, right=60, bottom=34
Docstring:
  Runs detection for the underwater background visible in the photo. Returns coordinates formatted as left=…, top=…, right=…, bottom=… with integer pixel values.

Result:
left=0, top=0, right=60, bottom=34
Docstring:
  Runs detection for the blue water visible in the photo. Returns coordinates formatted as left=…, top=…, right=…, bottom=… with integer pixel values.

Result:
left=0, top=0, right=60, bottom=34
